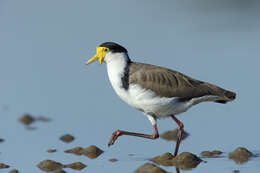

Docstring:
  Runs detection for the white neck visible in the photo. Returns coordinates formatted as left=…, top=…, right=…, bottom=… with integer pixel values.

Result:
left=104, top=52, right=130, bottom=65
left=105, top=52, right=130, bottom=98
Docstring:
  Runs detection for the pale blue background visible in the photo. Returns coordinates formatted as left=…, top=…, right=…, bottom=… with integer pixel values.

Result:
left=0, top=0, right=260, bottom=172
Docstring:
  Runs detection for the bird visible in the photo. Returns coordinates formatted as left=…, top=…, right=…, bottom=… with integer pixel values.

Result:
left=85, top=42, right=236, bottom=157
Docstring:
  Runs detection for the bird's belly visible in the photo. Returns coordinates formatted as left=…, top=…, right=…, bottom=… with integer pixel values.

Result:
left=114, top=84, right=193, bottom=118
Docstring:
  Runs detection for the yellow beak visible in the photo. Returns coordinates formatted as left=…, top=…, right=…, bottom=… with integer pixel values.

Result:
left=85, top=47, right=109, bottom=65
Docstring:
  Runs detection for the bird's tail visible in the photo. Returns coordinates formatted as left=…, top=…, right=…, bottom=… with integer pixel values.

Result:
left=224, top=90, right=236, bottom=100
left=215, top=89, right=236, bottom=104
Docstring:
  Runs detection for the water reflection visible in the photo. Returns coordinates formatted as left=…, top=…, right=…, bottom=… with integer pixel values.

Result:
left=160, top=128, right=189, bottom=141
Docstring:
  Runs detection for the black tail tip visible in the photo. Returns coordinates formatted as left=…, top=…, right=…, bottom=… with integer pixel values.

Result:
left=225, top=90, right=236, bottom=100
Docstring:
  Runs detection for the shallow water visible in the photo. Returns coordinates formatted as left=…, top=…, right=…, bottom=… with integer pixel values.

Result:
left=1, top=109, right=260, bottom=173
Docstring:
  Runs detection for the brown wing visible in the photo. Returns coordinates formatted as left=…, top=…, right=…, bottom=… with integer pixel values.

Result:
left=129, top=62, right=235, bottom=102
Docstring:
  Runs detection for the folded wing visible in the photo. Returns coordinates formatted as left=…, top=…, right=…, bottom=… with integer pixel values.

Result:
left=129, top=62, right=236, bottom=103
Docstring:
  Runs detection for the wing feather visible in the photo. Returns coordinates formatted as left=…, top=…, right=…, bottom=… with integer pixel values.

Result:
left=129, top=62, right=234, bottom=101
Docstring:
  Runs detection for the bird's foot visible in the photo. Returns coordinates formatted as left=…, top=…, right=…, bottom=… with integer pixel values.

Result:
left=108, top=130, right=121, bottom=147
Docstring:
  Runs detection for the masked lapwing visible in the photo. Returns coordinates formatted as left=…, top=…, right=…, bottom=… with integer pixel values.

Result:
left=86, top=42, right=236, bottom=156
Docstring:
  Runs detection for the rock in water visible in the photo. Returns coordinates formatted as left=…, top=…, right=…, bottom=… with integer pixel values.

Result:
left=133, top=163, right=167, bottom=173
left=19, top=114, right=35, bottom=125
left=201, top=151, right=214, bottom=157
left=151, top=152, right=202, bottom=170
left=0, top=163, right=10, bottom=169
left=9, top=169, right=19, bottom=173
left=201, top=150, right=223, bottom=157
left=229, top=147, right=252, bottom=164
left=47, top=149, right=57, bottom=153
left=65, top=145, right=103, bottom=159
left=65, top=162, right=86, bottom=170
left=108, top=158, right=118, bottom=162
left=37, top=160, right=63, bottom=172
left=151, top=153, right=175, bottom=166
left=82, top=145, right=104, bottom=159
left=64, top=147, right=83, bottom=155
left=60, top=134, right=75, bottom=143
left=174, top=152, right=202, bottom=170
left=52, top=170, right=66, bottom=173
left=212, top=150, right=222, bottom=155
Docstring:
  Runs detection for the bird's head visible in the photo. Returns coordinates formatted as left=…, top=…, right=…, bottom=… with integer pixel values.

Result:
left=86, top=42, right=128, bottom=65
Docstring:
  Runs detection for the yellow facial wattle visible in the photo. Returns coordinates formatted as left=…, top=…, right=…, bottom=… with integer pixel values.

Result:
left=86, top=47, right=109, bottom=65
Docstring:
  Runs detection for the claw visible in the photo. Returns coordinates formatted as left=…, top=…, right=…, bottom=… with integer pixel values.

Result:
left=108, top=139, right=114, bottom=147
left=108, top=130, right=121, bottom=147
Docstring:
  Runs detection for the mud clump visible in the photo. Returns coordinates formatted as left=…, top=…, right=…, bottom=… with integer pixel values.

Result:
left=37, top=160, right=63, bottom=172
left=47, top=149, right=57, bottom=153
left=37, top=160, right=86, bottom=172
left=65, top=145, right=103, bottom=159
left=212, top=150, right=222, bottom=155
left=65, top=162, right=86, bottom=170
left=52, top=170, right=66, bottom=173
left=229, top=147, right=252, bottom=164
left=60, top=134, right=75, bottom=143
left=108, top=158, right=118, bottom=162
left=201, top=151, right=213, bottom=157
left=19, top=114, right=35, bottom=125
left=134, top=163, right=167, bottom=173
left=64, top=147, right=83, bottom=155
left=151, top=153, right=175, bottom=166
left=0, top=163, right=10, bottom=169
left=19, top=114, right=51, bottom=129
left=151, top=152, right=202, bottom=170
left=160, top=129, right=189, bottom=141
left=82, top=145, right=104, bottom=159
left=201, top=150, right=222, bottom=157
left=174, top=152, right=202, bottom=170
left=9, top=169, right=19, bottom=173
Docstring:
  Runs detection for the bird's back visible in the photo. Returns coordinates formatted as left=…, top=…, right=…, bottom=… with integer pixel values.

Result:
left=129, top=62, right=236, bottom=103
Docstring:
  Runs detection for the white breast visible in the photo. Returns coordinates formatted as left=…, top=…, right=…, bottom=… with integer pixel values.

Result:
left=127, top=84, right=194, bottom=117
left=105, top=52, right=131, bottom=104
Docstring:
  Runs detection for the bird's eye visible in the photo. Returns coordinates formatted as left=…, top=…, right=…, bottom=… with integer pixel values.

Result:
left=104, top=48, right=108, bottom=52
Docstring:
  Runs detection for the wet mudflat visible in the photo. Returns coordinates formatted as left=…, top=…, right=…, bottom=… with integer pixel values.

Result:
left=1, top=106, right=260, bottom=173
left=1, top=111, right=260, bottom=173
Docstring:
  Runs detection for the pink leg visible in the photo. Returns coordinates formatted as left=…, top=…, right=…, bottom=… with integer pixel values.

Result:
left=108, top=124, right=159, bottom=146
left=171, top=115, right=184, bottom=157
